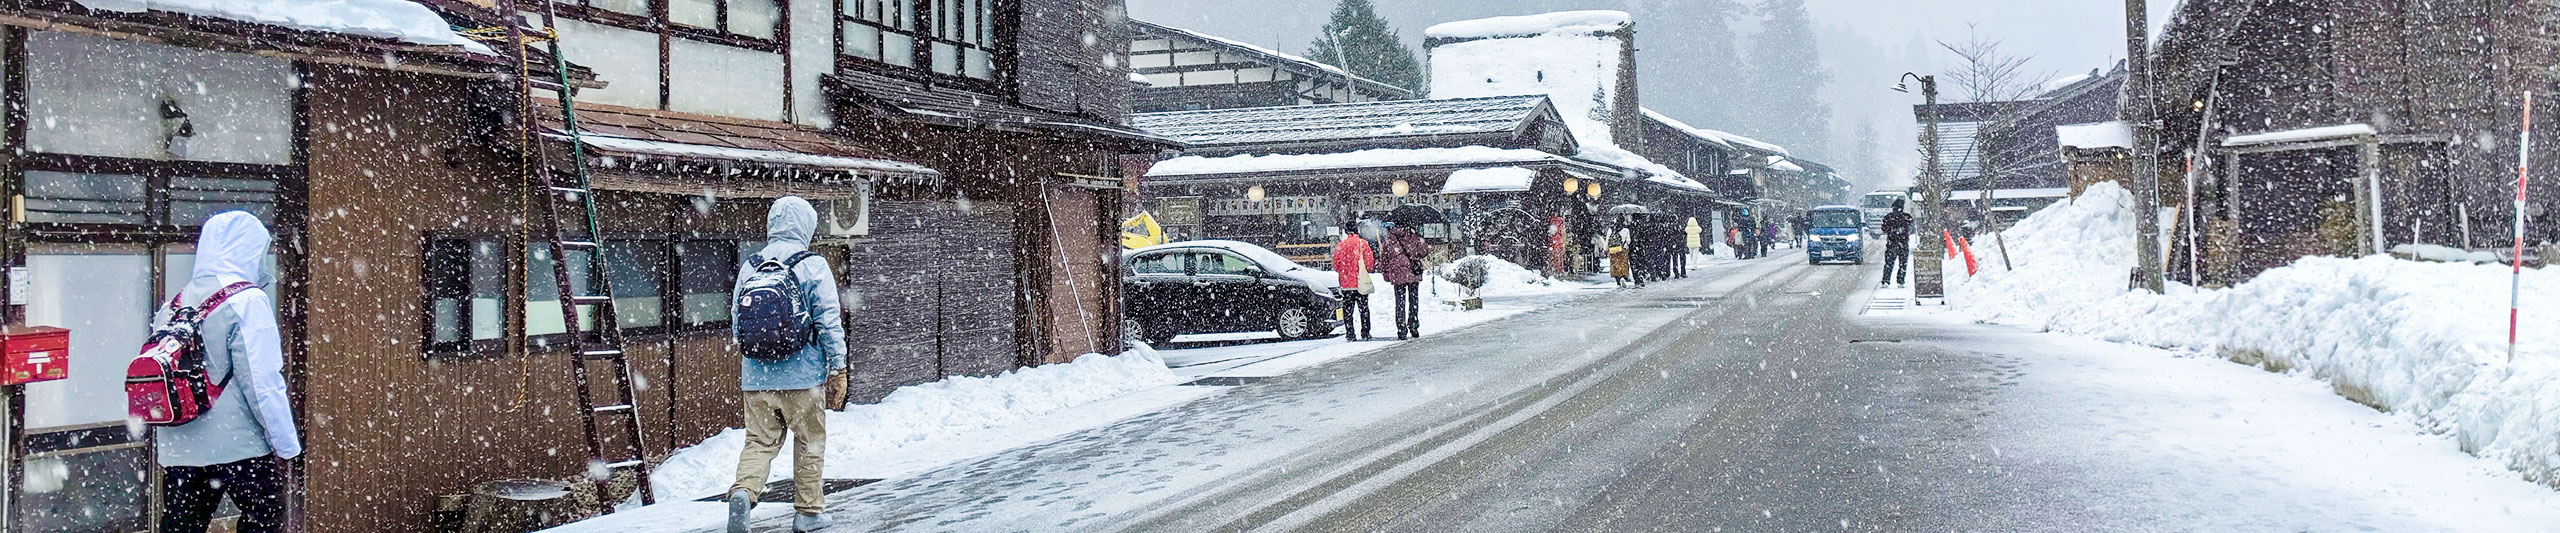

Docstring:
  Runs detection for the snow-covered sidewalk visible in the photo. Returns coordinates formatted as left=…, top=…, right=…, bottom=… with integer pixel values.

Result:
left=1939, top=181, right=2560, bottom=490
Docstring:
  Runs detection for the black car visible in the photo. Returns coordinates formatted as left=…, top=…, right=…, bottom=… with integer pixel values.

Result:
left=1122, top=241, right=1341, bottom=346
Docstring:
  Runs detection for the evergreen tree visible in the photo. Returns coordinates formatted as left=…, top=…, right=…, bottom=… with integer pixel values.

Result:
left=1304, top=0, right=1424, bottom=94
left=1742, top=0, right=1832, bottom=159
left=1637, top=0, right=1748, bottom=128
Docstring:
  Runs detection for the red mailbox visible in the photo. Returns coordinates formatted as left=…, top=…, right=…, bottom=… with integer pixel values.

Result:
left=2, top=325, right=69, bottom=385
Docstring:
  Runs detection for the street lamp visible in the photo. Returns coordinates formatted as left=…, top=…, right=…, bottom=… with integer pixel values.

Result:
left=1563, top=176, right=1580, bottom=195
left=1585, top=182, right=1602, bottom=199
left=1897, top=71, right=1946, bottom=299
left=1391, top=179, right=1411, bottom=197
left=1246, top=185, right=1266, bottom=202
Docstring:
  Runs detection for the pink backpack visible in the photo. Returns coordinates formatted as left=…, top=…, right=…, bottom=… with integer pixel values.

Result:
left=126, top=282, right=255, bottom=427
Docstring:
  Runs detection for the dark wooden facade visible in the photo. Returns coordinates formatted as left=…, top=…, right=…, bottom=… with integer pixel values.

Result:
left=2153, top=0, right=2560, bottom=281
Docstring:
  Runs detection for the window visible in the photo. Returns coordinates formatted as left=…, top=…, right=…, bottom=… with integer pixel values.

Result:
left=1128, top=251, right=1186, bottom=275
left=841, top=0, right=997, bottom=81
left=1196, top=252, right=1256, bottom=276
left=605, top=240, right=670, bottom=331
left=558, top=0, right=781, bottom=44
left=527, top=242, right=600, bottom=340
left=425, top=237, right=508, bottom=354
left=678, top=240, right=749, bottom=327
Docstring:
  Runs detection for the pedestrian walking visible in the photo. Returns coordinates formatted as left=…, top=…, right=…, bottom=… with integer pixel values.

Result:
left=1380, top=224, right=1428, bottom=339
left=728, top=196, right=849, bottom=533
left=1761, top=219, right=1779, bottom=256
left=1331, top=222, right=1376, bottom=341
left=1880, top=200, right=1915, bottom=287
left=152, top=211, right=300, bottom=533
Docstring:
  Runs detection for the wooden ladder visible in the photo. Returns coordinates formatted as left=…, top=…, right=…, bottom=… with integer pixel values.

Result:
left=488, top=0, right=657, bottom=509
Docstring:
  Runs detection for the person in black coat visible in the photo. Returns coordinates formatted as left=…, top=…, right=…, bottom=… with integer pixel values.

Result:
left=1880, top=200, right=1915, bottom=287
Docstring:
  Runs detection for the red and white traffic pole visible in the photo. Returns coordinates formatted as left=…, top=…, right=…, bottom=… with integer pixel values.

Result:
left=2512, top=91, right=2533, bottom=364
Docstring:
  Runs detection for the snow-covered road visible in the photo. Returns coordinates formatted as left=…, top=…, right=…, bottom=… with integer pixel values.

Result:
left=568, top=253, right=2560, bottom=532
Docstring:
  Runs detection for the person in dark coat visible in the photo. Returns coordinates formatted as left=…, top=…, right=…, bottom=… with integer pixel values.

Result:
left=1880, top=200, right=1915, bottom=287
left=1379, top=224, right=1429, bottom=339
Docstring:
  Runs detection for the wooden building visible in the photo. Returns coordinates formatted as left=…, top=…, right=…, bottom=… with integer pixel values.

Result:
left=1127, top=19, right=1410, bottom=113
left=1130, top=95, right=1622, bottom=270
left=0, top=0, right=1165, bottom=530
left=2152, top=0, right=2560, bottom=282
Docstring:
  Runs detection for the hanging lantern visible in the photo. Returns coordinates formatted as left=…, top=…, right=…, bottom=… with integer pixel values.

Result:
left=1391, top=179, right=1411, bottom=197
left=1246, top=185, right=1266, bottom=202
left=1586, top=182, right=1602, bottom=198
left=1563, top=176, right=1581, bottom=194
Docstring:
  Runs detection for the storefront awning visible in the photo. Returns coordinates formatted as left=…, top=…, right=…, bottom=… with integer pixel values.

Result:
left=538, top=101, right=940, bottom=198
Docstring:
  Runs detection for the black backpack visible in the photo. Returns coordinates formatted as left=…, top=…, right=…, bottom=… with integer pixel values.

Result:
left=734, top=251, right=818, bottom=361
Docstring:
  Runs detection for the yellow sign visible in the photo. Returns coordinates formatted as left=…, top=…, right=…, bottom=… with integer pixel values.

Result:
left=1121, top=212, right=1166, bottom=249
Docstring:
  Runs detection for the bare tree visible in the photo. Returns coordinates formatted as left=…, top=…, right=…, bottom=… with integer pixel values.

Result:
left=1937, top=24, right=2062, bottom=269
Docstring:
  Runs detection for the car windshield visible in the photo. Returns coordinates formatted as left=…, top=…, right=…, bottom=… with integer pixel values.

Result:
left=1810, top=211, right=1862, bottom=228
left=1861, top=195, right=1901, bottom=209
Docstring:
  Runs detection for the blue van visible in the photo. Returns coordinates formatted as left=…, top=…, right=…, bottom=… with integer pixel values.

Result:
left=1804, top=206, right=1865, bottom=264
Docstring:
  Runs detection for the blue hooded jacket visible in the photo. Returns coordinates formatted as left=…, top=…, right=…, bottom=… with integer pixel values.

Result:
left=733, top=197, right=848, bottom=391
left=156, top=211, right=301, bottom=466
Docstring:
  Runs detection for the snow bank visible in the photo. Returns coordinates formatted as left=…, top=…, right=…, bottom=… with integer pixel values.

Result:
left=2391, top=243, right=2503, bottom=264
left=1440, top=167, right=1536, bottom=194
left=1148, top=146, right=1560, bottom=177
left=2057, top=121, right=2133, bottom=150
left=1948, top=181, right=2560, bottom=488
left=2223, top=123, right=2376, bottom=147
left=649, top=350, right=1185, bottom=500
left=77, top=0, right=485, bottom=49
left=1423, top=10, right=1629, bottom=40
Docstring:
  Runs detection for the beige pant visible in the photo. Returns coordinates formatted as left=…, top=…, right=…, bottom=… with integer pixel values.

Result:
left=733, top=387, right=827, bottom=514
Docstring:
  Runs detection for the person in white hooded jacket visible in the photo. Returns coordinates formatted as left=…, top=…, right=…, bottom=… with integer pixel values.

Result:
left=155, top=211, right=301, bottom=533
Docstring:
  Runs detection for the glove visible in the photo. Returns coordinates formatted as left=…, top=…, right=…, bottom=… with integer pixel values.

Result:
left=824, top=370, right=849, bottom=410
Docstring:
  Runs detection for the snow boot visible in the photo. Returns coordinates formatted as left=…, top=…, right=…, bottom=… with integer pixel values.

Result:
left=793, top=512, right=834, bottom=532
left=727, top=489, right=753, bottom=533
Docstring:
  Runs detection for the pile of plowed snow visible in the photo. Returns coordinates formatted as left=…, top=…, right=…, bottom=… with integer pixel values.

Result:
left=1948, top=181, right=2560, bottom=487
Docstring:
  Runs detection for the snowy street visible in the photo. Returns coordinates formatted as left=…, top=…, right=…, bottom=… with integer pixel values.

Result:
left=622, top=253, right=2560, bottom=532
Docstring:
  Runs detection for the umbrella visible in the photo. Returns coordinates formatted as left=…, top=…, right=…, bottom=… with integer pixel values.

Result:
left=1386, top=204, right=1446, bottom=226
left=1606, top=204, right=1653, bottom=215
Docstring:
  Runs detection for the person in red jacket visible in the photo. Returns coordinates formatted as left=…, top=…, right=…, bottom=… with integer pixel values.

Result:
left=1379, top=224, right=1429, bottom=339
left=1330, top=222, right=1377, bottom=341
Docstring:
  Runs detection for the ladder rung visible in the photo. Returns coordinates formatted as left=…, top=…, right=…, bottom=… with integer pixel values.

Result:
left=558, top=240, right=599, bottom=250
left=550, top=186, right=588, bottom=195
left=529, top=78, right=568, bottom=93
left=604, top=460, right=645, bottom=470
left=592, top=404, right=633, bottom=414
left=570, top=295, right=613, bottom=304
left=580, top=348, right=624, bottom=358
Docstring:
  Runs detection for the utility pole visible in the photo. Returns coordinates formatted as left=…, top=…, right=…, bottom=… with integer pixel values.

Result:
left=2125, top=0, right=2166, bottom=293
left=1900, top=73, right=1945, bottom=299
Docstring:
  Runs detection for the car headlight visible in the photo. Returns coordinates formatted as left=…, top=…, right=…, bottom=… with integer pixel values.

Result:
left=1844, top=234, right=1862, bottom=242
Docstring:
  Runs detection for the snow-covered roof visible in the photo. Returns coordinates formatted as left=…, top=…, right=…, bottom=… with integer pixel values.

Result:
left=2222, top=124, right=2378, bottom=147
left=1768, top=159, right=1806, bottom=173
left=1577, top=145, right=1708, bottom=191
left=1948, top=187, right=2070, bottom=200
left=1148, top=146, right=1566, bottom=177
left=1425, top=10, right=1631, bottom=40
left=1639, top=109, right=1732, bottom=149
left=76, top=0, right=487, bottom=50
left=1439, top=167, right=1538, bottom=194
left=2057, top=121, right=2134, bottom=149
left=1129, top=96, right=1549, bottom=147
left=1702, top=128, right=1788, bottom=155
left=1131, top=19, right=1408, bottom=98
left=566, top=134, right=940, bottom=176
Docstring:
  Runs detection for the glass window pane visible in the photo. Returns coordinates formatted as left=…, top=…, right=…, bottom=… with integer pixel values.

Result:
left=842, top=24, right=881, bottom=59
left=23, top=251, right=151, bottom=428
left=605, top=240, right=667, bottom=329
left=965, top=48, right=992, bottom=80
left=680, top=241, right=740, bottom=326
left=23, top=171, right=146, bottom=224
left=1129, top=252, right=1183, bottom=275
left=894, top=0, right=915, bottom=29
left=932, top=42, right=958, bottom=75
left=425, top=239, right=468, bottom=345
left=669, top=0, right=717, bottom=28
left=168, top=175, right=280, bottom=225
left=595, top=0, right=650, bottom=16
left=527, top=242, right=598, bottom=337
left=471, top=240, right=506, bottom=340
left=728, top=0, right=779, bottom=39
left=1197, top=252, right=1253, bottom=276
left=884, top=33, right=916, bottom=67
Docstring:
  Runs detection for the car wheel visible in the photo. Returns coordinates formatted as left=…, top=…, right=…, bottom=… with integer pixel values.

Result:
left=1273, top=306, right=1314, bottom=339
